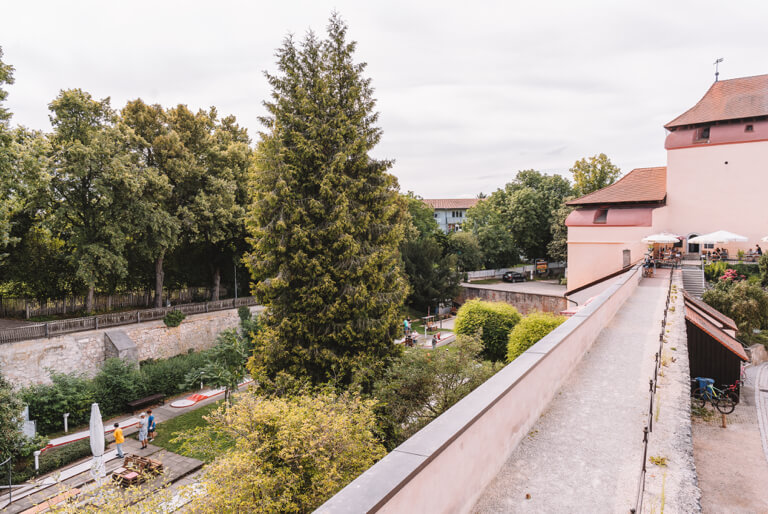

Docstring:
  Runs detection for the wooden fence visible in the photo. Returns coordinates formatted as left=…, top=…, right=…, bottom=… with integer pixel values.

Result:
left=0, top=287, right=229, bottom=319
left=0, top=296, right=256, bottom=345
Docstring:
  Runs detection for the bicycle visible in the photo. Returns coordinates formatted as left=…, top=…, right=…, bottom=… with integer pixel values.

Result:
left=691, top=379, right=737, bottom=414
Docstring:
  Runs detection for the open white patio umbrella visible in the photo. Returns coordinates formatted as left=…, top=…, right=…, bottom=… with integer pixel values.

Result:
left=688, top=230, right=749, bottom=244
left=642, top=233, right=681, bottom=244
left=89, top=403, right=106, bottom=484
left=762, top=235, right=768, bottom=242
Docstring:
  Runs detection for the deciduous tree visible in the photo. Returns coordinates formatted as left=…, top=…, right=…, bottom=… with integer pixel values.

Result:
left=48, top=89, right=139, bottom=311
left=246, top=15, right=408, bottom=385
left=569, top=153, right=621, bottom=196
left=176, top=390, right=385, bottom=513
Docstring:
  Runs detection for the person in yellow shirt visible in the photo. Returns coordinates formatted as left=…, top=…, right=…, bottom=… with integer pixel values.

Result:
left=113, top=423, right=125, bottom=458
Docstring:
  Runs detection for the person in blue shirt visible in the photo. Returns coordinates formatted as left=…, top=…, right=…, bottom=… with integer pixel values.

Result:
left=147, top=409, right=156, bottom=442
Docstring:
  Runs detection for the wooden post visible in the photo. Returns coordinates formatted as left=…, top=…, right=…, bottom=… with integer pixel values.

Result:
left=721, top=413, right=727, bottom=428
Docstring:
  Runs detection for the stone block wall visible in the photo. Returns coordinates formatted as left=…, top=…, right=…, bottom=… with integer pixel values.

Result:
left=0, top=306, right=260, bottom=387
left=456, top=287, right=568, bottom=315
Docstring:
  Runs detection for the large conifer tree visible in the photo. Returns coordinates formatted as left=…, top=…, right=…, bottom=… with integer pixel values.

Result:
left=246, top=15, right=408, bottom=384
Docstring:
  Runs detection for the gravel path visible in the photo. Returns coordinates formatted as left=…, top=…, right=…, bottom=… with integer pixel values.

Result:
left=473, top=275, right=668, bottom=513
left=692, top=363, right=768, bottom=514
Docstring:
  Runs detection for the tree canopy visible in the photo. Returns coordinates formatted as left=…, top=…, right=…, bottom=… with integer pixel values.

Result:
left=569, top=153, right=621, bottom=196
left=246, top=15, right=408, bottom=385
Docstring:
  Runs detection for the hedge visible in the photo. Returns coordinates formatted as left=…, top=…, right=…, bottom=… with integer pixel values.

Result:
left=455, top=299, right=521, bottom=361
left=23, top=350, right=211, bottom=436
left=507, top=311, right=566, bottom=362
left=12, top=437, right=98, bottom=483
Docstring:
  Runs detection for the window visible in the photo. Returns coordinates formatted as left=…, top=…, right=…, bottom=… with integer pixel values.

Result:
left=433, top=213, right=438, bottom=218
left=704, top=243, right=714, bottom=249
left=695, top=126, right=710, bottom=142
left=451, top=210, right=464, bottom=218
left=746, top=124, right=754, bottom=132
left=594, top=208, right=608, bottom=224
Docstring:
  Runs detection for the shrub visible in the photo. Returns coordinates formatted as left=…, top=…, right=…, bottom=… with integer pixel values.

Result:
left=12, top=437, right=97, bottom=483
left=22, top=373, right=96, bottom=434
left=140, top=351, right=211, bottom=397
left=760, top=253, right=768, bottom=286
left=455, top=299, right=521, bottom=361
left=704, top=261, right=728, bottom=282
left=507, top=312, right=566, bottom=362
left=702, top=281, right=768, bottom=334
left=163, top=309, right=186, bottom=327
left=92, top=358, right=143, bottom=417
left=238, top=305, right=251, bottom=322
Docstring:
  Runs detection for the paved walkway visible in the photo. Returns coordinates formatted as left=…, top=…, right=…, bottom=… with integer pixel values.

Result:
left=473, top=273, right=669, bottom=513
left=4, top=438, right=202, bottom=513
left=462, top=280, right=566, bottom=297
left=692, top=362, right=768, bottom=513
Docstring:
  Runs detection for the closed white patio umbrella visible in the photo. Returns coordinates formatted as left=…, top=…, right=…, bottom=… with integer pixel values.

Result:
left=642, top=233, right=681, bottom=244
left=688, top=230, right=748, bottom=244
left=89, top=403, right=106, bottom=484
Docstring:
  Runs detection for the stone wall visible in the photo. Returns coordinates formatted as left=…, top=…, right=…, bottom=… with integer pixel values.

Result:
left=456, top=287, right=568, bottom=314
left=0, top=306, right=260, bottom=387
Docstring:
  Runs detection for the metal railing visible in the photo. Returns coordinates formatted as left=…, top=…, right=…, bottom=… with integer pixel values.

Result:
left=0, top=297, right=257, bottom=345
left=630, top=266, right=675, bottom=513
left=0, top=286, right=230, bottom=319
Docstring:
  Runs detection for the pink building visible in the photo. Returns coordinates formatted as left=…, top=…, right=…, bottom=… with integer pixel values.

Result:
left=566, top=74, right=768, bottom=291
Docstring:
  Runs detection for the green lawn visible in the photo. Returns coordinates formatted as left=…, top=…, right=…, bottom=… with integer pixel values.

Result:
left=146, top=401, right=224, bottom=462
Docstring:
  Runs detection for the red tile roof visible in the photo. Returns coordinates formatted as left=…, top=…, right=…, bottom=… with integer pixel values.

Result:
left=566, top=167, right=666, bottom=206
left=683, top=291, right=738, bottom=331
left=685, top=307, right=748, bottom=361
left=422, top=198, right=480, bottom=209
left=666, top=74, right=768, bottom=129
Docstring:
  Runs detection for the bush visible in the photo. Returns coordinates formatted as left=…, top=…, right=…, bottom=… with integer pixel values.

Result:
left=702, top=280, right=768, bottom=334
left=92, top=358, right=143, bottom=417
left=12, top=437, right=97, bottom=483
left=238, top=305, right=251, bottom=322
left=507, top=312, right=566, bottom=362
left=759, top=253, right=768, bottom=286
left=455, top=299, right=521, bottom=361
left=22, top=373, right=96, bottom=434
left=140, top=351, right=211, bottom=397
left=163, top=309, right=186, bottom=327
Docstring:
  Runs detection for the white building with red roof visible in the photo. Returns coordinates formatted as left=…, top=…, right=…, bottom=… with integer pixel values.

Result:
left=566, top=74, right=768, bottom=291
left=422, top=198, right=479, bottom=233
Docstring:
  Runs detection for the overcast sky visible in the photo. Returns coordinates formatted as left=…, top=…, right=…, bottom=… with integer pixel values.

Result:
left=2, top=1, right=766, bottom=197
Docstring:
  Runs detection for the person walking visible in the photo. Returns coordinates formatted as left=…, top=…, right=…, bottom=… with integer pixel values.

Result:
left=113, top=423, right=125, bottom=458
left=147, top=409, right=156, bottom=442
left=138, top=413, right=149, bottom=449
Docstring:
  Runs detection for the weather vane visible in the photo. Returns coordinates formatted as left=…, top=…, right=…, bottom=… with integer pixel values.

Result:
left=714, top=58, right=724, bottom=82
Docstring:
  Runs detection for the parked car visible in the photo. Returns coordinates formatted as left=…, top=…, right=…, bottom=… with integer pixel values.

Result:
left=502, top=271, right=525, bottom=283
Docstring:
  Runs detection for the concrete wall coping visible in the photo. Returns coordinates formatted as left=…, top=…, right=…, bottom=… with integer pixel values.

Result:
left=317, top=265, right=641, bottom=513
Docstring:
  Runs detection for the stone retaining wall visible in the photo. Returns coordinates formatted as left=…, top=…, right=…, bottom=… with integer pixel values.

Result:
left=456, top=286, right=568, bottom=314
left=0, top=306, right=260, bottom=387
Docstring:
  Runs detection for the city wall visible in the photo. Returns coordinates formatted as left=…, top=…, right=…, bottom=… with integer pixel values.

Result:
left=0, top=306, right=260, bottom=387
left=456, top=286, right=569, bottom=314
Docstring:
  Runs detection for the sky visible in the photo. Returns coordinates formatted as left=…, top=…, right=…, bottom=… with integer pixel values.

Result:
left=1, top=1, right=767, bottom=198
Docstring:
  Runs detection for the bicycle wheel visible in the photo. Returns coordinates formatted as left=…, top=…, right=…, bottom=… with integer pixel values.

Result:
left=691, top=388, right=707, bottom=409
left=714, top=394, right=736, bottom=415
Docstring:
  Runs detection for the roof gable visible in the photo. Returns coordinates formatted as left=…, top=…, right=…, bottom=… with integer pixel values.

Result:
left=422, top=199, right=480, bottom=210
left=685, top=307, right=748, bottom=361
left=666, top=74, right=768, bottom=129
left=682, top=291, right=738, bottom=331
left=566, top=167, right=666, bottom=207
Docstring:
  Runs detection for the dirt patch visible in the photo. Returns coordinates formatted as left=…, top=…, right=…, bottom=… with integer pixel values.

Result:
left=692, top=393, right=768, bottom=513
left=0, top=318, right=33, bottom=329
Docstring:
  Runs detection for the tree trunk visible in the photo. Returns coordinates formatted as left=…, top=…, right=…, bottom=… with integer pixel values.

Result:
left=211, top=265, right=221, bottom=301
left=86, top=285, right=94, bottom=313
left=154, top=253, right=165, bottom=308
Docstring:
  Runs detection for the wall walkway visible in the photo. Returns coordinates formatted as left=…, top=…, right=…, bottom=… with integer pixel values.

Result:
left=318, top=266, right=646, bottom=513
